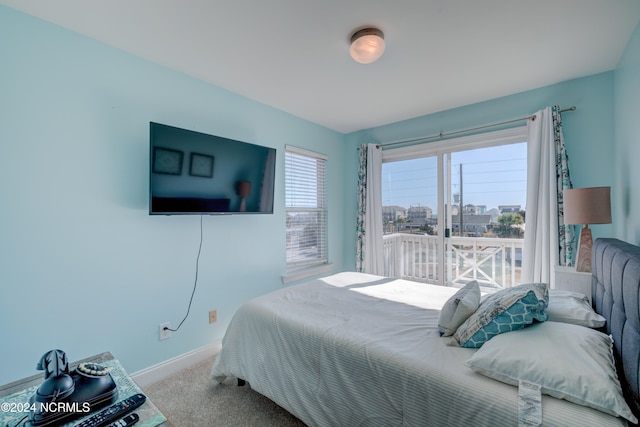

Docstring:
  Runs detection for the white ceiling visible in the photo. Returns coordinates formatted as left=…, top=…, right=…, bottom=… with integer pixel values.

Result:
left=3, top=0, right=640, bottom=134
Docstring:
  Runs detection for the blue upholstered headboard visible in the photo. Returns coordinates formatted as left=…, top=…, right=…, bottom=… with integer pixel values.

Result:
left=592, top=238, right=640, bottom=421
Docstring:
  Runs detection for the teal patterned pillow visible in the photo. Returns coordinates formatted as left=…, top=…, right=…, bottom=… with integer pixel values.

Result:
left=450, top=283, right=548, bottom=348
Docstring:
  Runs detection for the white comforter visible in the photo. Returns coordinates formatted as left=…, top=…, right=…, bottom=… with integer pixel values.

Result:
left=211, top=272, right=625, bottom=426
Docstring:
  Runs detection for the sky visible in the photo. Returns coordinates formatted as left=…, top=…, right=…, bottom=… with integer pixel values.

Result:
left=381, top=142, right=527, bottom=212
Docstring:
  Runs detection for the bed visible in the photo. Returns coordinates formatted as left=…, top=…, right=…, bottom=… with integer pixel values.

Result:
left=211, top=238, right=640, bottom=426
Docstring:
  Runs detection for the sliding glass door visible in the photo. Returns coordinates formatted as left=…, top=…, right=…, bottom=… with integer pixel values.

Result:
left=382, top=155, right=442, bottom=284
left=381, top=127, right=528, bottom=288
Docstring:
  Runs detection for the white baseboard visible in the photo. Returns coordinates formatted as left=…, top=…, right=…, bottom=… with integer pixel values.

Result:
left=131, top=341, right=221, bottom=388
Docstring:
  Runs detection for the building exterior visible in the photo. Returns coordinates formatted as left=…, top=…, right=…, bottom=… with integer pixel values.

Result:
left=499, top=205, right=522, bottom=214
left=451, top=214, right=493, bottom=236
left=382, top=205, right=407, bottom=224
left=407, top=205, right=432, bottom=222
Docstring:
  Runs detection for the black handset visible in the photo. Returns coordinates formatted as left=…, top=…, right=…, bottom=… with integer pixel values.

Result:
left=34, top=349, right=75, bottom=402
left=28, top=350, right=118, bottom=427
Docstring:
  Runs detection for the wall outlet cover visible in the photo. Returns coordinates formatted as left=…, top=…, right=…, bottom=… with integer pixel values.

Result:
left=159, top=322, right=172, bottom=340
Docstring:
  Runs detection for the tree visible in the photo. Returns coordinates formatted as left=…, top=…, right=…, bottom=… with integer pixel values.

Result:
left=419, top=224, right=434, bottom=235
left=495, top=213, right=524, bottom=237
left=498, top=213, right=523, bottom=226
left=393, top=217, right=408, bottom=233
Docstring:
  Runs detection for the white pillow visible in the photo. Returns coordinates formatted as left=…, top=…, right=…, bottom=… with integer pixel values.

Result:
left=438, top=281, right=480, bottom=336
left=547, top=289, right=605, bottom=328
left=465, top=321, right=637, bottom=423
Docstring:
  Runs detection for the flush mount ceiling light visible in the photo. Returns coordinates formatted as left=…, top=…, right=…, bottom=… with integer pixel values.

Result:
left=349, top=27, right=385, bottom=64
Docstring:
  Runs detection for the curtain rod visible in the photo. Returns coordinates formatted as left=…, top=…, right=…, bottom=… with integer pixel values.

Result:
left=375, top=106, right=576, bottom=149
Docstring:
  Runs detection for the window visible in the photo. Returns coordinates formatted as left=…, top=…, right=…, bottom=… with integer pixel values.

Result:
left=285, top=146, right=328, bottom=273
left=381, top=127, right=528, bottom=287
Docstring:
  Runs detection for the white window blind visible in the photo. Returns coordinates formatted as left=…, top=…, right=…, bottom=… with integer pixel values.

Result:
left=285, top=146, right=328, bottom=269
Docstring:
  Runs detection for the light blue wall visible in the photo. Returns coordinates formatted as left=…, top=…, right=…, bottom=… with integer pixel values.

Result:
left=614, top=21, right=640, bottom=244
left=0, top=6, right=348, bottom=384
left=344, top=73, right=617, bottom=269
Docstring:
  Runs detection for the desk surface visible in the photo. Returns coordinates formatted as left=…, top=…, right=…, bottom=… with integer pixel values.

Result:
left=0, top=351, right=173, bottom=427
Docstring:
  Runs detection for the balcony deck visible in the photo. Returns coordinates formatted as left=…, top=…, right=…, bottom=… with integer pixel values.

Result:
left=383, top=233, right=523, bottom=288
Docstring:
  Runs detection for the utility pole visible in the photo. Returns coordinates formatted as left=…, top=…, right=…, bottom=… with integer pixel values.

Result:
left=459, top=163, right=463, bottom=237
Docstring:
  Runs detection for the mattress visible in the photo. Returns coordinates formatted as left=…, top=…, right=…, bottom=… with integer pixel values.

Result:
left=211, top=271, right=626, bottom=426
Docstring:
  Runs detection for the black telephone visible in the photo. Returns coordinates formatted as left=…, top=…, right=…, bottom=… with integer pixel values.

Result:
left=28, top=349, right=118, bottom=426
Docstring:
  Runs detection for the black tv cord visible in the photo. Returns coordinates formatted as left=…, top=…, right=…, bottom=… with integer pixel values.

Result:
left=164, top=215, right=203, bottom=333
left=5, top=414, right=28, bottom=427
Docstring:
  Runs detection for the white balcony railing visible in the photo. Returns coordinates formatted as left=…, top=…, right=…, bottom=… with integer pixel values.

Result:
left=382, top=233, right=523, bottom=288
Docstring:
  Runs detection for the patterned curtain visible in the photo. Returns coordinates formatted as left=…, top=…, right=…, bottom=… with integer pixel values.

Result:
left=356, top=144, right=367, bottom=272
left=356, top=143, right=383, bottom=274
left=552, top=106, right=576, bottom=267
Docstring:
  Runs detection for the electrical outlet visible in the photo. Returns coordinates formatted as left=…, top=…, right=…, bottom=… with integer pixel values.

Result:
left=209, top=310, right=217, bottom=324
left=159, top=322, right=172, bottom=340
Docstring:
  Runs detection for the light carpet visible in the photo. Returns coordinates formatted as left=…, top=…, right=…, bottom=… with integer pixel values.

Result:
left=141, top=357, right=307, bottom=426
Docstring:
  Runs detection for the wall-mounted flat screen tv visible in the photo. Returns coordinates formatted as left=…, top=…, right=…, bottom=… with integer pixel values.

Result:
left=149, top=122, right=276, bottom=215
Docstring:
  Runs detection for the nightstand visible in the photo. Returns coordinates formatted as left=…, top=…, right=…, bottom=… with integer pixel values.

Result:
left=554, top=265, right=593, bottom=303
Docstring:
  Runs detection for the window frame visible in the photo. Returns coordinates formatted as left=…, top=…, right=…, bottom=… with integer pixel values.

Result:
left=283, top=145, right=330, bottom=283
left=381, top=126, right=528, bottom=286
left=382, top=127, right=528, bottom=163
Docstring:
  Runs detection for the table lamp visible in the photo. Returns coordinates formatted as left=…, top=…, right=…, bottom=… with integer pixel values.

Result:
left=563, top=187, right=611, bottom=272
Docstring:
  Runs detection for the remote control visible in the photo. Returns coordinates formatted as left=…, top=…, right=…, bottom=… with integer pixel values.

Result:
left=75, top=393, right=146, bottom=427
left=105, top=413, right=139, bottom=427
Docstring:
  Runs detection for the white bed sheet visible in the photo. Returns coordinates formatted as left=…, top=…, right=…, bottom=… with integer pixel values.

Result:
left=211, top=272, right=625, bottom=426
